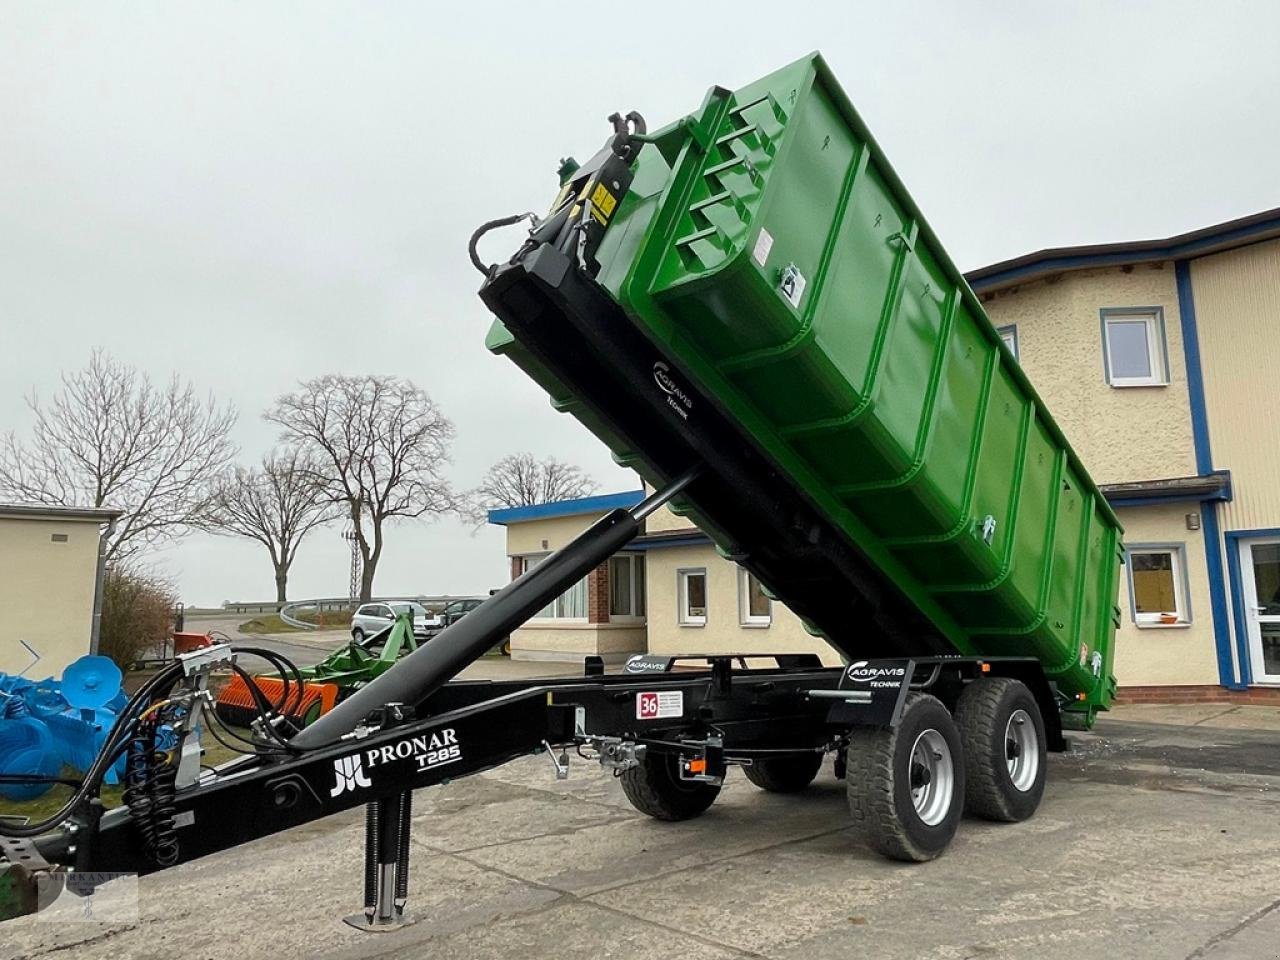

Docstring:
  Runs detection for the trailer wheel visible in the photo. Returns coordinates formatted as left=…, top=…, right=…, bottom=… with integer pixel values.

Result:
left=954, top=677, right=1046, bottom=822
left=743, top=752, right=824, bottom=793
left=846, top=693, right=964, bottom=862
left=619, top=752, right=720, bottom=821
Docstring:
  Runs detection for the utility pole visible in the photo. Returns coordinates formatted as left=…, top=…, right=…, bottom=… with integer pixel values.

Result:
left=342, top=527, right=361, bottom=603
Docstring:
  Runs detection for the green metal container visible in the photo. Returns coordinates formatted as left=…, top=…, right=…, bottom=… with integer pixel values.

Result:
left=487, top=54, right=1122, bottom=721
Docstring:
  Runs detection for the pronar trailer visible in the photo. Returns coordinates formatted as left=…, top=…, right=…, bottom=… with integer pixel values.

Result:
left=1, top=54, right=1122, bottom=927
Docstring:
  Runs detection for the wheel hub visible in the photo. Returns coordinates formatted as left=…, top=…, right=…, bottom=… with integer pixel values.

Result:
left=907, top=729, right=954, bottom=826
left=1004, top=709, right=1039, bottom=792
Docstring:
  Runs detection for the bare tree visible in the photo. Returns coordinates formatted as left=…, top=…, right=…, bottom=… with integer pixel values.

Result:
left=0, top=350, right=237, bottom=562
left=471, top=453, right=599, bottom=520
left=203, top=450, right=336, bottom=602
left=266, top=374, right=455, bottom=601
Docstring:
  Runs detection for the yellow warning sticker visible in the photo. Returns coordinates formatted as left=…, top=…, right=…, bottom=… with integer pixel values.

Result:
left=590, top=183, right=617, bottom=217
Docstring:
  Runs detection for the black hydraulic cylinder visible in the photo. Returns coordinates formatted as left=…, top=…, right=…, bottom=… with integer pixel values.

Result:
left=289, top=506, right=644, bottom=749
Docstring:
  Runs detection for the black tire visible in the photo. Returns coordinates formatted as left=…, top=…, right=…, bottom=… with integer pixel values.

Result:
left=743, top=752, right=824, bottom=793
left=954, top=677, right=1046, bottom=822
left=846, top=693, right=965, bottom=862
left=351, top=627, right=365, bottom=643
left=619, top=751, right=720, bottom=821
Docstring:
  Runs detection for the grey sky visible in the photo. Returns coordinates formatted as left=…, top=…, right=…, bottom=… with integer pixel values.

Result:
left=3, top=2, right=1277, bottom=606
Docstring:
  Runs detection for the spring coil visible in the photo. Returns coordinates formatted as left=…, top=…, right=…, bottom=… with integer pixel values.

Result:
left=122, top=725, right=180, bottom=866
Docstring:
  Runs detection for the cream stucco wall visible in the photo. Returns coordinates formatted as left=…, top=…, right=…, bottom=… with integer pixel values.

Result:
left=983, top=263, right=1195, bottom=485
left=504, top=510, right=612, bottom=557
left=1111, top=502, right=1218, bottom=686
left=501, top=509, right=648, bottom=663
left=509, top=622, right=646, bottom=662
left=0, top=516, right=103, bottom=676
left=1190, top=237, right=1280, bottom=534
left=644, top=542, right=841, bottom=665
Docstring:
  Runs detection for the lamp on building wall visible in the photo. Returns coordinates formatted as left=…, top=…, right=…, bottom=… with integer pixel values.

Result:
left=1186, top=513, right=1201, bottom=531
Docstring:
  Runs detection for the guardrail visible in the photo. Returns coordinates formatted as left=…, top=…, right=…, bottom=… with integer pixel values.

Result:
left=223, top=595, right=487, bottom=630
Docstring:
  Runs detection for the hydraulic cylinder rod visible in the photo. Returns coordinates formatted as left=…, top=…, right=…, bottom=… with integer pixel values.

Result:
left=290, top=469, right=699, bottom=749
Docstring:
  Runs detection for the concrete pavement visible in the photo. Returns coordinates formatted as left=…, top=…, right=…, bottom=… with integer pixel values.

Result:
left=4, top=698, right=1280, bottom=959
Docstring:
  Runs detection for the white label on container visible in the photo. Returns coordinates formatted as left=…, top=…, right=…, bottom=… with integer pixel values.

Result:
left=780, top=263, right=806, bottom=308
left=752, top=228, right=774, bottom=266
left=636, top=690, right=683, bottom=721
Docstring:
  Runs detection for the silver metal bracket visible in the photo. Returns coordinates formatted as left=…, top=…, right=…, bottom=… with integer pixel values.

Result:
left=593, top=738, right=646, bottom=775
left=542, top=741, right=570, bottom=780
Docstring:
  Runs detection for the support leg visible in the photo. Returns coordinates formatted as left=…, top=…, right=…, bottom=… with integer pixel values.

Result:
left=345, top=790, right=416, bottom=931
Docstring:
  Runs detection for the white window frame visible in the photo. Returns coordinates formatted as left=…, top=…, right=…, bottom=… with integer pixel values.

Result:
left=738, top=567, right=772, bottom=627
left=608, top=553, right=646, bottom=622
left=997, top=324, right=1019, bottom=361
left=518, top=553, right=588, bottom=622
left=677, top=567, right=707, bottom=627
left=1101, top=308, right=1168, bottom=387
left=1125, top=543, right=1191, bottom=627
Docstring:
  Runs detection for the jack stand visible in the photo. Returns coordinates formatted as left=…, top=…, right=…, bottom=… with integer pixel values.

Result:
left=344, top=789, right=417, bottom=931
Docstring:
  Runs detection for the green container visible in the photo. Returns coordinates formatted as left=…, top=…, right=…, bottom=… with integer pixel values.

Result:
left=487, top=54, right=1122, bottom=720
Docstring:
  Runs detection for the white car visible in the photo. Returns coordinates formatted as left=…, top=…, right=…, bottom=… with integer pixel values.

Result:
left=350, top=601, right=430, bottom=643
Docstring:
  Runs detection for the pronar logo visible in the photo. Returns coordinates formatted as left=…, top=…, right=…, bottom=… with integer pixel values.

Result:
left=844, top=660, right=907, bottom=689
left=652, top=361, right=692, bottom=420
left=330, top=729, right=462, bottom=798
left=330, top=753, right=372, bottom=798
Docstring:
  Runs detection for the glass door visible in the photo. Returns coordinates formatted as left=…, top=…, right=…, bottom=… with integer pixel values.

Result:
left=1239, top=539, right=1280, bottom=684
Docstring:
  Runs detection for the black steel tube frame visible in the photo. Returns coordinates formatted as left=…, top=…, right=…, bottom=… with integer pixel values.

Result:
left=62, top=662, right=848, bottom=875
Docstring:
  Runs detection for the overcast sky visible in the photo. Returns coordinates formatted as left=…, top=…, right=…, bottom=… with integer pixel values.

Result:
left=3, top=2, right=1278, bottom=606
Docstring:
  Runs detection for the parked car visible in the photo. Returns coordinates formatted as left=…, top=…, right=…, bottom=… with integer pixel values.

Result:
left=350, top=601, right=431, bottom=643
left=421, top=597, right=511, bottom=654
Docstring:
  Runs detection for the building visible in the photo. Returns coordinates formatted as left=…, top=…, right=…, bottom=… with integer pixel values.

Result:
left=0, top=503, right=121, bottom=677
left=971, top=206, right=1280, bottom=699
left=491, top=206, right=1280, bottom=698
left=489, top=494, right=837, bottom=665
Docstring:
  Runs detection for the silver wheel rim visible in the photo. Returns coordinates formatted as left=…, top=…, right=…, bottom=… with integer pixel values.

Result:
left=908, top=729, right=954, bottom=826
left=1005, top=709, right=1039, bottom=792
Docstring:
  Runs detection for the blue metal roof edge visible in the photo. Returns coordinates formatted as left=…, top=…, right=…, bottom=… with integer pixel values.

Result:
left=487, top=490, right=645, bottom=525
left=967, top=208, right=1280, bottom=292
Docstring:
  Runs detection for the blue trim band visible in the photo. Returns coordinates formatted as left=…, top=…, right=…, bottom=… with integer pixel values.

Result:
left=1204, top=504, right=1242, bottom=688
left=968, top=210, right=1280, bottom=292
left=487, top=490, right=645, bottom=525
left=630, top=531, right=713, bottom=550
left=1175, top=261, right=1215, bottom=474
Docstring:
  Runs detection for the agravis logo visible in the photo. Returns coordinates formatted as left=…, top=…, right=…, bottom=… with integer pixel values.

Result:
left=330, top=753, right=373, bottom=798
left=844, top=660, right=907, bottom=689
left=652, top=361, right=692, bottom=420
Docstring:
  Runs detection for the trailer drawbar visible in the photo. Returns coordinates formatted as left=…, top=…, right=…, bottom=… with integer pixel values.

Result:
left=0, top=53, right=1118, bottom=927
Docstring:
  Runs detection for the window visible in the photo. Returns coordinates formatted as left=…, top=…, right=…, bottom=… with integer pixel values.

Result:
left=518, top=555, right=588, bottom=620
left=997, top=324, right=1019, bottom=360
left=678, top=568, right=707, bottom=626
left=608, top=554, right=646, bottom=620
left=1102, top=308, right=1168, bottom=387
left=738, top=568, right=771, bottom=626
left=1126, top=545, right=1190, bottom=626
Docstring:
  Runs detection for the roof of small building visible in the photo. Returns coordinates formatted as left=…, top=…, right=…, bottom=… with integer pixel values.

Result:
left=966, top=205, right=1280, bottom=294
left=486, top=490, right=645, bottom=526
left=0, top=502, right=123, bottom=522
